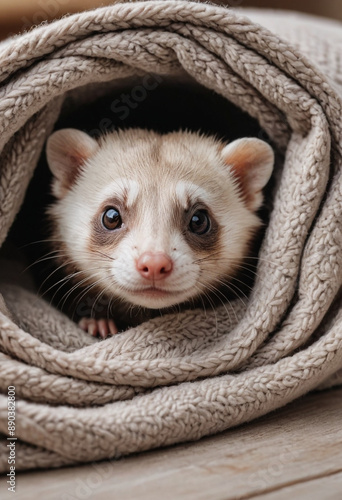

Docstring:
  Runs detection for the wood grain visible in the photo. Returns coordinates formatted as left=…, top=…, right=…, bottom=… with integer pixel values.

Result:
left=1, top=388, right=341, bottom=499
left=0, top=0, right=116, bottom=19
left=257, top=472, right=342, bottom=500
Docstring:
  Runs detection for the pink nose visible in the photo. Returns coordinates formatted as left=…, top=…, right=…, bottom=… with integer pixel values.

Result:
left=136, top=252, right=173, bottom=281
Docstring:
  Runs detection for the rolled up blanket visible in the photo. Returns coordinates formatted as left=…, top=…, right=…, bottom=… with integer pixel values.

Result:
left=0, top=1, right=341, bottom=471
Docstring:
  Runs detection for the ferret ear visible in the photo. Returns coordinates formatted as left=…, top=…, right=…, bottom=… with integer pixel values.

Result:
left=221, top=138, right=274, bottom=211
left=46, top=128, right=98, bottom=198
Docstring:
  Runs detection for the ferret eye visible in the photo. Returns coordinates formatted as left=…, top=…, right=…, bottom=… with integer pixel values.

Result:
left=102, top=207, right=122, bottom=230
left=189, top=210, right=210, bottom=235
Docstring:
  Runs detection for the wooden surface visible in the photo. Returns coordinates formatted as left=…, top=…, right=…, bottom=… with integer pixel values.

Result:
left=1, top=388, right=342, bottom=499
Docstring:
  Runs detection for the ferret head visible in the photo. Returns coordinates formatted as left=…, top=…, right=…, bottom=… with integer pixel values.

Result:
left=46, top=128, right=274, bottom=309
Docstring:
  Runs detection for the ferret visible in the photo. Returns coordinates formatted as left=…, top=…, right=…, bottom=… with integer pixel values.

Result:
left=46, top=128, right=274, bottom=338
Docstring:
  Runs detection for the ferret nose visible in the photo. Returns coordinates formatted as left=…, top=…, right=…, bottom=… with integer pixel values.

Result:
left=136, top=252, right=173, bottom=281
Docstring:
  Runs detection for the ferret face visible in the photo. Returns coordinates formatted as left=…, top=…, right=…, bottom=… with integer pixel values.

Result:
left=47, top=128, right=274, bottom=309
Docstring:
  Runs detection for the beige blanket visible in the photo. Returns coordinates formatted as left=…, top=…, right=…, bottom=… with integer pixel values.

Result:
left=0, top=1, right=342, bottom=471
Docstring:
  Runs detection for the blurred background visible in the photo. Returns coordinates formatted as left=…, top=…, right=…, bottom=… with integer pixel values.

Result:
left=0, top=0, right=341, bottom=40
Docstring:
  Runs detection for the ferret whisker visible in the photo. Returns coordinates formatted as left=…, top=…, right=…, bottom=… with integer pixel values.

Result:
left=53, top=275, right=96, bottom=310
left=202, top=270, right=256, bottom=296
left=66, top=276, right=110, bottom=315
left=22, top=248, right=77, bottom=266
left=22, top=252, right=110, bottom=275
left=107, top=295, right=114, bottom=323
left=238, top=257, right=282, bottom=270
left=231, top=268, right=272, bottom=287
left=127, top=302, right=137, bottom=320
left=197, top=261, right=272, bottom=288
left=37, top=260, right=80, bottom=295
left=39, top=269, right=88, bottom=300
left=195, top=285, right=219, bottom=335
left=38, top=264, right=103, bottom=297
left=48, top=277, right=86, bottom=309
left=199, top=280, right=237, bottom=324
left=92, top=249, right=116, bottom=261
left=205, top=271, right=251, bottom=299
left=195, top=254, right=279, bottom=269
left=56, top=270, right=103, bottom=307
left=19, top=238, right=71, bottom=249
left=21, top=253, right=64, bottom=274
left=219, top=280, right=250, bottom=304
left=213, top=279, right=249, bottom=311
left=25, top=250, right=111, bottom=278
left=193, top=288, right=208, bottom=320
left=90, top=286, right=111, bottom=319
left=192, top=250, right=226, bottom=264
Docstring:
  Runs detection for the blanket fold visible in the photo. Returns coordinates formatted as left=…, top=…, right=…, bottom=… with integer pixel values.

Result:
left=0, top=1, right=341, bottom=470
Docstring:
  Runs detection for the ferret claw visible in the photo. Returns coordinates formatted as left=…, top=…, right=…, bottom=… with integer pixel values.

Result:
left=78, top=318, right=118, bottom=338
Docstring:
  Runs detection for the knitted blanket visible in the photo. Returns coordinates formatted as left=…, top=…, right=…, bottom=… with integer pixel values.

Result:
left=0, top=1, right=342, bottom=472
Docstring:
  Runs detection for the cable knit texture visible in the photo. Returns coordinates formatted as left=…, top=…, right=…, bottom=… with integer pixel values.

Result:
left=0, top=1, right=342, bottom=471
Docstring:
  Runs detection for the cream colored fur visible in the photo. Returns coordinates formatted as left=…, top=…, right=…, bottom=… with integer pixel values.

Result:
left=48, top=129, right=273, bottom=309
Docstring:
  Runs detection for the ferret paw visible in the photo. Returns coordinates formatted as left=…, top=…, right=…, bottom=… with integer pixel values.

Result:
left=78, top=318, right=118, bottom=339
